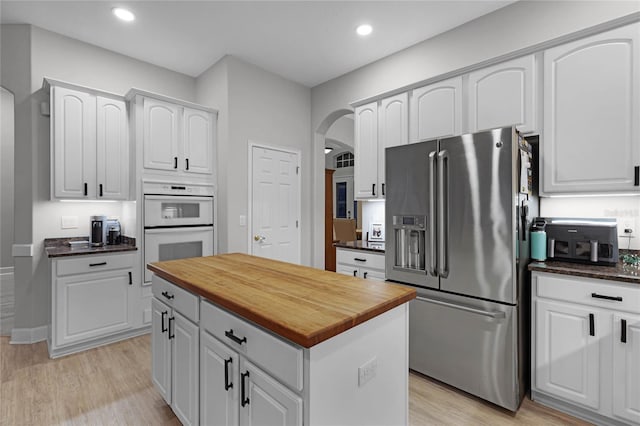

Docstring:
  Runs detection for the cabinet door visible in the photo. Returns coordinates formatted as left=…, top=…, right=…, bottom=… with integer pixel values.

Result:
left=171, top=311, right=199, bottom=426
left=543, top=23, right=640, bottom=194
left=467, top=55, right=538, bottom=134
left=151, top=297, right=171, bottom=405
left=336, top=264, right=358, bottom=277
left=52, top=86, right=96, bottom=199
left=96, top=96, right=129, bottom=200
left=183, top=107, right=214, bottom=175
left=613, top=313, right=640, bottom=424
left=201, top=331, right=239, bottom=426
left=409, top=76, right=462, bottom=142
left=378, top=93, right=408, bottom=197
left=240, top=360, right=302, bottom=426
left=535, top=299, right=601, bottom=409
left=354, top=101, right=379, bottom=199
left=55, top=269, right=131, bottom=347
left=143, top=97, right=180, bottom=171
left=361, top=268, right=385, bottom=281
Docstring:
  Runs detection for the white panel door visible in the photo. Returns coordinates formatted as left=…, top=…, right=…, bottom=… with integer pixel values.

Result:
left=143, top=97, right=180, bottom=171
left=240, top=360, right=302, bottom=426
left=52, top=86, right=96, bottom=198
left=535, top=299, right=601, bottom=409
left=613, top=313, right=640, bottom=424
left=354, top=101, right=379, bottom=199
left=251, top=146, right=300, bottom=264
left=200, top=331, right=239, bottom=426
left=543, top=23, right=640, bottom=194
left=151, top=297, right=171, bottom=405
left=467, top=54, right=538, bottom=134
left=378, top=93, right=408, bottom=198
left=96, top=96, right=129, bottom=200
left=409, top=76, right=462, bottom=142
left=171, top=311, right=199, bottom=426
left=183, top=107, right=214, bottom=175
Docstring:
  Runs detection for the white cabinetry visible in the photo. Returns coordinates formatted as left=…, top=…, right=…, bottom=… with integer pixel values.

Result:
left=409, top=76, right=462, bottom=142
left=542, top=23, right=640, bottom=194
left=354, top=93, right=408, bottom=200
left=336, top=248, right=385, bottom=280
left=532, top=272, right=640, bottom=425
left=151, top=277, right=199, bottom=426
left=50, top=252, right=136, bottom=357
left=48, top=80, right=129, bottom=200
left=467, top=54, right=539, bottom=134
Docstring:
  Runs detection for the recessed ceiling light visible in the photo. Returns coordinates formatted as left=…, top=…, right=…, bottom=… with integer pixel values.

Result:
left=356, top=24, right=372, bottom=36
left=112, top=7, right=135, bottom=22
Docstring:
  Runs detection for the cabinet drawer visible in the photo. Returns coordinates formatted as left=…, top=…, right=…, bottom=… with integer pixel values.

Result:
left=55, top=252, right=134, bottom=276
left=336, top=249, right=385, bottom=270
left=535, top=273, right=640, bottom=314
left=200, top=300, right=303, bottom=392
left=152, top=275, right=199, bottom=322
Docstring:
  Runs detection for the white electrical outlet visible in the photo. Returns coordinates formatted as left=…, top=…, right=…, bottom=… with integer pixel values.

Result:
left=358, top=357, right=377, bottom=387
left=61, top=216, right=78, bottom=229
left=239, top=215, right=247, bottom=226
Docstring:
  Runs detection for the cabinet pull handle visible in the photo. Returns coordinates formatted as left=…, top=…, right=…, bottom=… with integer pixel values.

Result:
left=185, top=158, right=189, bottom=170
left=591, top=292, right=622, bottom=302
left=225, top=329, right=247, bottom=345
left=635, top=166, right=639, bottom=186
left=161, top=311, right=168, bottom=333
left=99, top=184, right=103, bottom=197
left=241, top=371, right=250, bottom=407
left=174, top=157, right=178, bottom=169
left=128, top=271, right=132, bottom=285
left=363, top=272, right=368, bottom=279
left=372, top=183, right=376, bottom=196
left=224, top=357, right=233, bottom=391
left=382, top=183, right=385, bottom=196
left=589, top=313, right=595, bottom=336
left=89, top=262, right=107, bottom=267
left=168, top=316, right=175, bottom=339
left=621, top=319, right=627, bottom=343
left=84, top=182, right=88, bottom=196
left=353, top=270, right=357, bottom=277
left=161, top=291, right=174, bottom=300
left=354, top=257, right=366, bottom=262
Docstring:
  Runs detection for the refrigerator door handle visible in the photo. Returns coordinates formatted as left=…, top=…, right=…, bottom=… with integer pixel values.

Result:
left=416, top=296, right=506, bottom=319
left=428, top=151, right=438, bottom=277
left=437, top=150, right=449, bottom=278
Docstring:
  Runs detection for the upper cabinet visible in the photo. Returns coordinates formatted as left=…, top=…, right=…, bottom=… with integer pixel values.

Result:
left=143, top=98, right=180, bottom=172
left=467, top=54, right=539, bottom=134
left=542, top=23, right=640, bottom=195
left=48, top=81, right=129, bottom=200
left=354, top=93, right=408, bottom=200
left=409, top=76, right=462, bottom=142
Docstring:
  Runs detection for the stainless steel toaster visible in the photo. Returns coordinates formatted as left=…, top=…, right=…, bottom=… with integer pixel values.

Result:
left=544, top=217, right=619, bottom=266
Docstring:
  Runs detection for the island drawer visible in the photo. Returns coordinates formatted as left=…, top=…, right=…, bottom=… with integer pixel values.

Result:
left=336, top=249, right=385, bottom=270
left=200, top=300, right=303, bottom=392
left=534, top=272, right=640, bottom=314
left=55, top=252, right=134, bottom=276
left=152, top=276, right=199, bottom=322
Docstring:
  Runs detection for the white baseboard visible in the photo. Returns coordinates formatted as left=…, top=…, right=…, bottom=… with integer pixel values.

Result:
left=48, top=326, right=150, bottom=358
left=10, top=325, right=48, bottom=344
left=0, top=267, right=15, bottom=336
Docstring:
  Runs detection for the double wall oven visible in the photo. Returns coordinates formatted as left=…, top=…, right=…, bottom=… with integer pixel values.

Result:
left=143, top=182, right=214, bottom=284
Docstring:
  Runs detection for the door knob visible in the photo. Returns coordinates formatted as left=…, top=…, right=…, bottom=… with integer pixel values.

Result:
left=254, top=235, right=265, bottom=242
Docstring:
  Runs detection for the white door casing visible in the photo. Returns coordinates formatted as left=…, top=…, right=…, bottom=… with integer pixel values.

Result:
left=249, top=143, right=301, bottom=264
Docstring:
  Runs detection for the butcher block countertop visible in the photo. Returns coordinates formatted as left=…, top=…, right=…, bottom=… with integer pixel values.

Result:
left=147, top=253, right=416, bottom=348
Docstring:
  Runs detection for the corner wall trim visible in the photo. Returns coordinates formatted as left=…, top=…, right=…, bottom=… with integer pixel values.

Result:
left=10, top=325, right=48, bottom=344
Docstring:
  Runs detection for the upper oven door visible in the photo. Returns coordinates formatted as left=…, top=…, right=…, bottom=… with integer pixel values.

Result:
left=144, top=195, right=213, bottom=227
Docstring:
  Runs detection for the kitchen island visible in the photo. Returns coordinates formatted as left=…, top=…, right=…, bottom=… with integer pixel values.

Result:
left=147, top=253, right=416, bottom=426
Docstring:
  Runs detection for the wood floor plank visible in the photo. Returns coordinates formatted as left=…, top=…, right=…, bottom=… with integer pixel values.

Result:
left=1, top=335, right=590, bottom=425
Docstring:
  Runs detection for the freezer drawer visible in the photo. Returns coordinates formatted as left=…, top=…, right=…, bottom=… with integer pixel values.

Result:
left=409, top=290, right=522, bottom=411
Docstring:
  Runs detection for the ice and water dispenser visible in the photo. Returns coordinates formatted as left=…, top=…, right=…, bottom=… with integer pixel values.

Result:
left=392, top=215, right=426, bottom=272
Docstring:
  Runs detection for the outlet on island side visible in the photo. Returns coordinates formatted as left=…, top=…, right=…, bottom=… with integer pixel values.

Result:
left=358, top=357, right=377, bottom=387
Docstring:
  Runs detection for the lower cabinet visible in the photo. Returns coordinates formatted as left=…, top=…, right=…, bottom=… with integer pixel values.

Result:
left=532, top=272, right=640, bottom=425
left=336, top=248, right=385, bottom=280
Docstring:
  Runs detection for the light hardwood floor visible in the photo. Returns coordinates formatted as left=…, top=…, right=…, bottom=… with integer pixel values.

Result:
left=1, top=334, right=590, bottom=425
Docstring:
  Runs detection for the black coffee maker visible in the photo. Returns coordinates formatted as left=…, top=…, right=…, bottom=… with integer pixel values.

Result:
left=90, top=215, right=107, bottom=247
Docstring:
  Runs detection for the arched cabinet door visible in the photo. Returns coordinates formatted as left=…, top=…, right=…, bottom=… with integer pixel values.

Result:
left=96, top=96, right=129, bottom=199
left=354, top=101, right=379, bottom=199
left=409, top=76, right=462, bottom=143
left=143, top=97, right=180, bottom=171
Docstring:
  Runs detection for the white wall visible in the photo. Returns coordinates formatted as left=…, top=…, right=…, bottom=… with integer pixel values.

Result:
left=309, top=1, right=640, bottom=267
left=0, top=88, right=15, bottom=268
left=361, top=201, right=385, bottom=242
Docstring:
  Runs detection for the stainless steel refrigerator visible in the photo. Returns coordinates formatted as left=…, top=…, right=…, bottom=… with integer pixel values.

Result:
left=385, top=126, right=538, bottom=411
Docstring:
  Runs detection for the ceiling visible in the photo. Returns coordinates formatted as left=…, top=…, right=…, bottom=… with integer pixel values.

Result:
left=1, top=1, right=515, bottom=87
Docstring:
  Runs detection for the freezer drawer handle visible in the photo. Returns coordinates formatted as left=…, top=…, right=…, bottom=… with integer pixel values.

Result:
left=224, top=357, right=233, bottom=391
left=225, top=329, right=247, bottom=345
left=417, top=296, right=506, bottom=319
left=621, top=319, right=627, bottom=343
left=591, top=293, right=622, bottom=302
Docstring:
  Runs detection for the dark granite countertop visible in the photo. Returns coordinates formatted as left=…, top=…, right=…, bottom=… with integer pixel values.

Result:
left=45, top=236, right=137, bottom=258
left=528, top=250, right=640, bottom=285
left=334, top=240, right=385, bottom=254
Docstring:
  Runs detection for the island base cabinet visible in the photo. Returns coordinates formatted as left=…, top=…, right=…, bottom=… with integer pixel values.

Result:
left=151, top=298, right=171, bottom=404
left=613, top=313, right=640, bottom=424
left=200, top=330, right=239, bottom=426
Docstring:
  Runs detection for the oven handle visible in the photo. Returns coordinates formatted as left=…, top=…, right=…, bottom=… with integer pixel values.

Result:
left=144, top=226, right=214, bottom=235
left=144, top=195, right=213, bottom=202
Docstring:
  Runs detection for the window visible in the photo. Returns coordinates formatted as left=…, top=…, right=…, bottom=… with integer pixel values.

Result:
left=335, top=152, right=354, bottom=168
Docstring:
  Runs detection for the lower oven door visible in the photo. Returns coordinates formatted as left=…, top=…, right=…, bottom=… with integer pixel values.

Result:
left=144, top=226, right=214, bottom=283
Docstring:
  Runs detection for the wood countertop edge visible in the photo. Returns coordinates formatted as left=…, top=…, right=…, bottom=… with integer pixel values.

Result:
left=148, top=264, right=416, bottom=348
